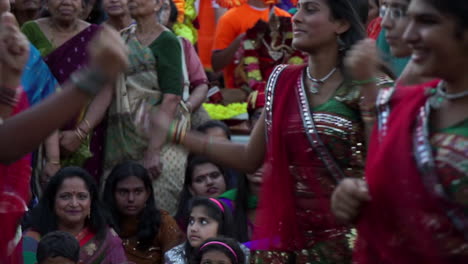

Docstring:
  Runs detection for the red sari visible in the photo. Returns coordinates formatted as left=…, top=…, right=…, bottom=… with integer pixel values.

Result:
left=251, top=65, right=368, bottom=263
left=354, top=80, right=468, bottom=263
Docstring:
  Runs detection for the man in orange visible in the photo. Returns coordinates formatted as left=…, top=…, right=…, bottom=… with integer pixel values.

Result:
left=211, top=0, right=291, bottom=93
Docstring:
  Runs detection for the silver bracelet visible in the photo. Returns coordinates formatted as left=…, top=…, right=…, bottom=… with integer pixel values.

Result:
left=70, top=67, right=109, bottom=96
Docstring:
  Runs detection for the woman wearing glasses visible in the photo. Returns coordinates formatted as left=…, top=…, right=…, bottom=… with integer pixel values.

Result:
left=332, top=0, right=468, bottom=262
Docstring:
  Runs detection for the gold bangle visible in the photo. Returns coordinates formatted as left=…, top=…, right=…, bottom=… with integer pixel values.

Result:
left=186, top=102, right=193, bottom=113
left=75, top=128, right=86, bottom=142
left=82, top=119, right=92, bottom=132
left=47, top=159, right=61, bottom=165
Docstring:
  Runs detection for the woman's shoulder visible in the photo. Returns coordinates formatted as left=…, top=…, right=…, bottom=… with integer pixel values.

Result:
left=164, top=243, right=186, bottom=262
left=21, top=20, right=40, bottom=33
left=150, top=30, right=180, bottom=49
left=239, top=242, right=251, bottom=262
left=159, top=210, right=178, bottom=227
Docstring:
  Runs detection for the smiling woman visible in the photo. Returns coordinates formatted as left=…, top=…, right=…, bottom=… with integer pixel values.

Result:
left=332, top=0, right=468, bottom=263
left=22, top=167, right=128, bottom=264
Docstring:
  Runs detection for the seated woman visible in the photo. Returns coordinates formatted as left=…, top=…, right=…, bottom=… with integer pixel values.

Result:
left=175, top=155, right=228, bottom=231
left=165, top=197, right=249, bottom=264
left=102, top=161, right=184, bottom=264
left=22, top=167, right=127, bottom=264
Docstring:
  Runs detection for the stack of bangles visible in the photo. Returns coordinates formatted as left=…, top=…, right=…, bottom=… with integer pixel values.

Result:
left=167, top=119, right=189, bottom=144
left=360, top=105, right=376, bottom=123
left=352, top=78, right=378, bottom=123
left=0, top=86, right=20, bottom=108
left=75, top=120, right=92, bottom=142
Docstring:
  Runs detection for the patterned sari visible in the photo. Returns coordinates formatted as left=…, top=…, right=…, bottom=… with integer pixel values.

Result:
left=354, top=81, right=468, bottom=263
left=104, top=25, right=188, bottom=215
left=23, top=227, right=127, bottom=264
left=251, top=65, right=391, bottom=263
left=21, top=21, right=104, bottom=181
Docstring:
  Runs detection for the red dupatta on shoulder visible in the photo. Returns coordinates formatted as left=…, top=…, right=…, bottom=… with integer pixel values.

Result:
left=252, top=64, right=308, bottom=251
left=354, top=80, right=468, bottom=264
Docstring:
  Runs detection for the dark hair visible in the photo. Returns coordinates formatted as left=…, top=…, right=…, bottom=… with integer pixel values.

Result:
left=354, top=0, right=370, bottom=25
left=175, top=156, right=227, bottom=230
left=37, top=231, right=80, bottom=264
left=373, top=0, right=380, bottom=8
left=168, top=0, right=178, bottom=24
left=197, top=120, right=231, bottom=140
left=29, top=167, right=107, bottom=239
left=184, top=197, right=235, bottom=258
left=102, top=161, right=161, bottom=250
left=191, top=237, right=245, bottom=264
left=424, top=0, right=468, bottom=38
left=325, top=0, right=366, bottom=54
left=230, top=174, right=250, bottom=243
left=84, top=0, right=107, bottom=24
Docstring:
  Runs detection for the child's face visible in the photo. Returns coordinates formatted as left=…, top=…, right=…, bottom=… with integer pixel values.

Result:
left=41, top=256, right=77, bottom=264
left=200, top=250, right=232, bottom=264
left=187, top=206, right=220, bottom=248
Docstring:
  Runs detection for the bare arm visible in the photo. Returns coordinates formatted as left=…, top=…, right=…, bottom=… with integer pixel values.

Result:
left=187, top=83, right=208, bottom=112
left=211, top=33, right=244, bottom=72
left=149, top=93, right=181, bottom=151
left=0, top=86, right=93, bottom=163
left=143, top=93, right=181, bottom=178
left=359, top=82, right=379, bottom=145
left=77, top=84, right=114, bottom=134
left=181, top=110, right=266, bottom=173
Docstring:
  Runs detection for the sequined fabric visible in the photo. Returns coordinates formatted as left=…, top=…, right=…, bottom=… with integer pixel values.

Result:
left=254, top=66, right=367, bottom=263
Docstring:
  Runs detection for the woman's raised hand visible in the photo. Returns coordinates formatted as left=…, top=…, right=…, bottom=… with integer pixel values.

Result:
left=0, top=13, right=30, bottom=87
left=344, top=38, right=378, bottom=82
left=331, top=178, right=371, bottom=223
left=88, top=25, right=129, bottom=82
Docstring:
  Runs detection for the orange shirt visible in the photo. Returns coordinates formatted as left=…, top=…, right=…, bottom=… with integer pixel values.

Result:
left=198, top=0, right=217, bottom=70
left=212, top=4, right=291, bottom=88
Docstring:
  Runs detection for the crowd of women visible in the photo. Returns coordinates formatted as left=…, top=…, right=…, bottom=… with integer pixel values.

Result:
left=0, top=0, right=467, bottom=263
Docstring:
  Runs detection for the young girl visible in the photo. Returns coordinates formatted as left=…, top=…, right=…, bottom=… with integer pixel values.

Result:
left=165, top=197, right=249, bottom=264
left=175, top=156, right=228, bottom=230
left=191, top=237, right=246, bottom=264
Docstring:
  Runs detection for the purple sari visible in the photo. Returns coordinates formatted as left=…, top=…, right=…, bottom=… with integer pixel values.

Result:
left=44, top=24, right=105, bottom=180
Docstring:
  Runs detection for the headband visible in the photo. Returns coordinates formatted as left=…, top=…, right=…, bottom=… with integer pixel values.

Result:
left=209, top=198, right=225, bottom=213
left=200, top=241, right=238, bottom=263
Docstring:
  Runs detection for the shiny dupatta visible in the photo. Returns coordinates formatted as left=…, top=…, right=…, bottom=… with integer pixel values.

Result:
left=252, top=64, right=366, bottom=263
left=354, top=80, right=468, bottom=263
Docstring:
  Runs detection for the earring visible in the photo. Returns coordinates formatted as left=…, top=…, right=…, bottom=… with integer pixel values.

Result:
left=337, top=34, right=346, bottom=51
